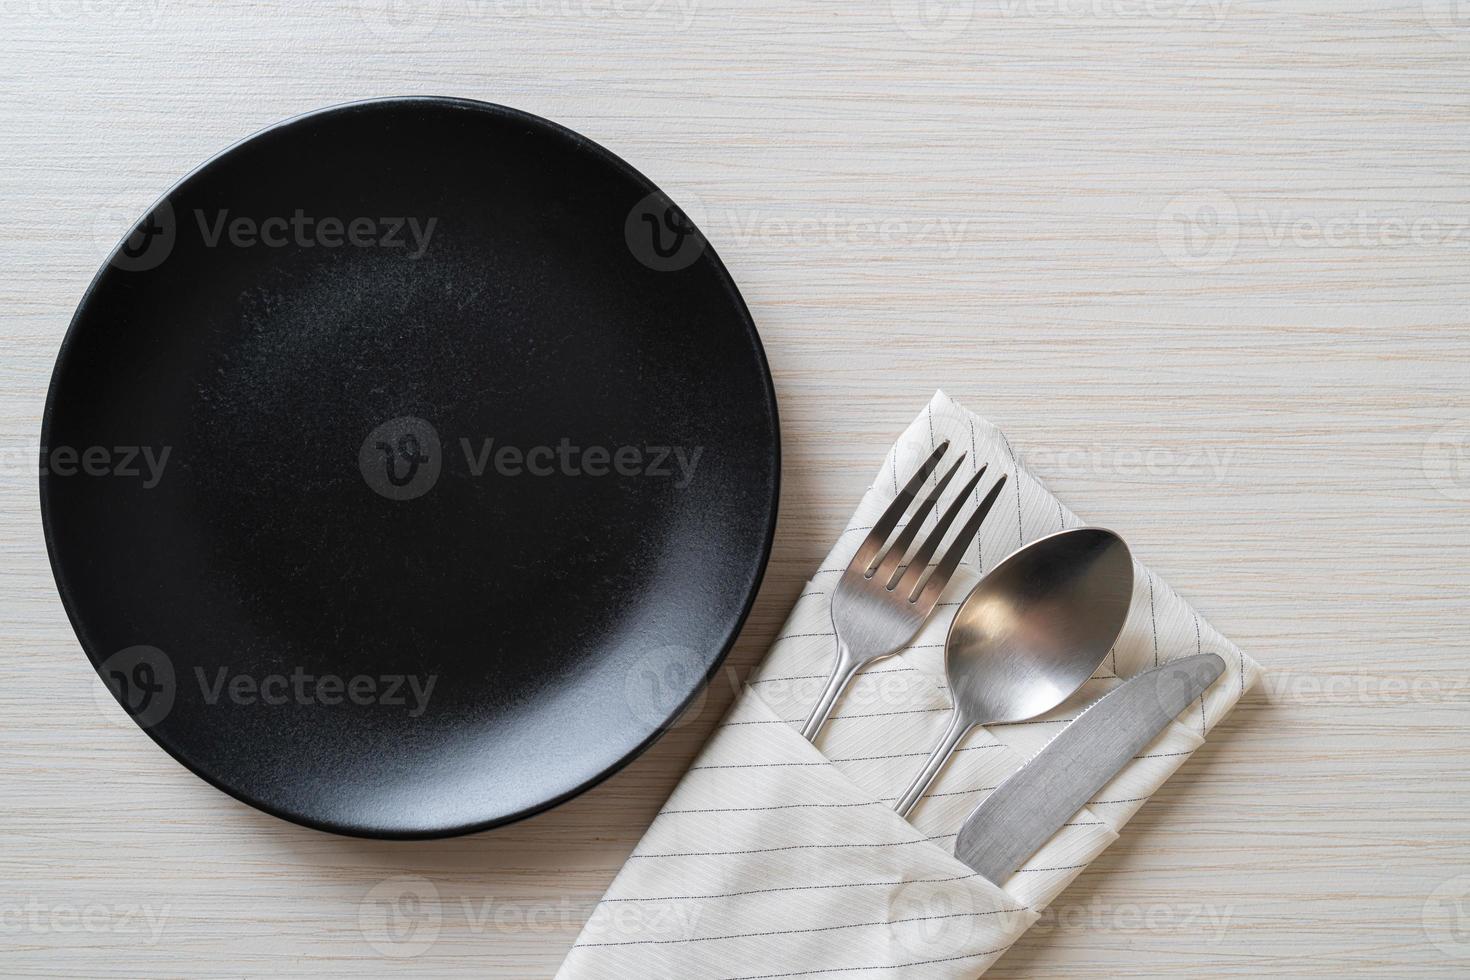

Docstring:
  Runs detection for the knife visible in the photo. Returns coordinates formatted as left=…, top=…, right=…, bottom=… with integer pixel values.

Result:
left=953, top=652, right=1226, bottom=885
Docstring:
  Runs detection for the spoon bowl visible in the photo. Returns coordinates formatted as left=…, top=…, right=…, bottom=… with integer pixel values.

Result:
left=894, top=527, right=1133, bottom=817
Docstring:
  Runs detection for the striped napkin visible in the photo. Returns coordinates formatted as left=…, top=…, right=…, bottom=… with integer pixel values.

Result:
left=558, top=391, right=1262, bottom=979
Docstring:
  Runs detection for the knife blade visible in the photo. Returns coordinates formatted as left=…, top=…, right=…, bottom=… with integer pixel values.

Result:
left=953, top=652, right=1225, bottom=885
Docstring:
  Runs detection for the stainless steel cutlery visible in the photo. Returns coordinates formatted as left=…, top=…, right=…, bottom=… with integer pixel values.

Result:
left=892, top=527, right=1134, bottom=816
left=801, top=441, right=1007, bottom=741
left=798, top=443, right=1218, bottom=889
left=953, top=652, right=1226, bottom=884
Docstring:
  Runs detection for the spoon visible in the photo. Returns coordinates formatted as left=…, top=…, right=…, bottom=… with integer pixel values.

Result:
left=893, top=527, right=1134, bottom=817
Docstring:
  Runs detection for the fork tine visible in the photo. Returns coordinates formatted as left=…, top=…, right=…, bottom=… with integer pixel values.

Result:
left=870, top=454, right=966, bottom=585
left=892, top=464, right=989, bottom=596
left=849, top=441, right=950, bottom=573
left=909, top=474, right=1008, bottom=607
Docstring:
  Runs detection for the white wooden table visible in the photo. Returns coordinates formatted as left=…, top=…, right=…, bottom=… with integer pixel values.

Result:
left=3, top=2, right=1468, bottom=976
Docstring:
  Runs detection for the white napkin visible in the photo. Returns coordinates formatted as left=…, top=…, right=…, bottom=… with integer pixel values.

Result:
left=558, top=391, right=1262, bottom=979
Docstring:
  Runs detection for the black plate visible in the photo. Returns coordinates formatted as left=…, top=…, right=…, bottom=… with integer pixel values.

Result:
left=41, top=97, right=779, bottom=838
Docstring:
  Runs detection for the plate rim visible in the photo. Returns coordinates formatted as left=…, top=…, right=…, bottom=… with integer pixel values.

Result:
left=39, top=95, right=781, bottom=839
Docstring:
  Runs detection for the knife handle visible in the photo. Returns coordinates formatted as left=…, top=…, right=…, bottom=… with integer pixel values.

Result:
left=894, top=708, right=969, bottom=817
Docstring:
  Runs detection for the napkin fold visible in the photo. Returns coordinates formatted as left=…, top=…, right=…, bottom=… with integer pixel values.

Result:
left=558, top=391, right=1262, bottom=979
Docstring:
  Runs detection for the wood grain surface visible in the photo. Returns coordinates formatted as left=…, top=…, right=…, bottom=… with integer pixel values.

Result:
left=2, top=2, right=1467, bottom=977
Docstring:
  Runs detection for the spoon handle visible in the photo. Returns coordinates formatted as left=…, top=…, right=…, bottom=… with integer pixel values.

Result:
left=800, top=641, right=862, bottom=742
left=894, top=708, right=970, bottom=817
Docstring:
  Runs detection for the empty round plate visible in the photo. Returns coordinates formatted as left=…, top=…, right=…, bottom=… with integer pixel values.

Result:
left=41, top=97, right=779, bottom=838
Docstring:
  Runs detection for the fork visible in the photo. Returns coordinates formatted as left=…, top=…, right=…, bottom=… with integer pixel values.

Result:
left=800, top=441, right=1008, bottom=742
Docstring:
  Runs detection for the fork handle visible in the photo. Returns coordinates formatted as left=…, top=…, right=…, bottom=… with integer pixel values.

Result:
left=800, top=642, right=862, bottom=742
left=894, top=708, right=970, bottom=818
